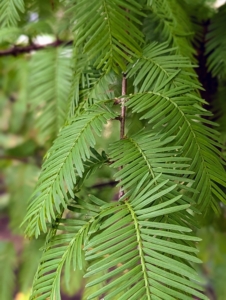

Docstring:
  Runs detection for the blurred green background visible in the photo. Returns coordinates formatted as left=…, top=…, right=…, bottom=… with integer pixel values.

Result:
left=1, top=0, right=226, bottom=299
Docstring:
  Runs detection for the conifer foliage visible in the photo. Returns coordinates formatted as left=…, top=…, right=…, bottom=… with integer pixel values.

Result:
left=1, top=0, right=226, bottom=299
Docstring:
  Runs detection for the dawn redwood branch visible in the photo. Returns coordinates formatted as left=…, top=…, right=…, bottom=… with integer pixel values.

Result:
left=118, top=73, right=127, bottom=199
left=118, top=6, right=129, bottom=200
left=120, top=73, right=127, bottom=140
left=89, top=181, right=118, bottom=189
left=0, top=40, right=73, bottom=57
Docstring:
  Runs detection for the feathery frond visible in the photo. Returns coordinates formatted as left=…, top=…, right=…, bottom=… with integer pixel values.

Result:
left=30, top=194, right=106, bottom=300
left=71, top=0, right=145, bottom=73
left=0, top=0, right=24, bottom=27
left=127, top=42, right=200, bottom=93
left=69, top=67, right=118, bottom=118
left=23, top=104, right=117, bottom=237
left=127, top=87, right=226, bottom=211
left=109, top=131, right=193, bottom=196
left=67, top=47, right=119, bottom=119
left=206, top=4, right=226, bottom=79
left=126, top=43, right=226, bottom=212
left=29, top=47, right=72, bottom=140
left=66, top=48, right=85, bottom=118
left=84, top=179, right=207, bottom=300
left=146, top=0, right=195, bottom=59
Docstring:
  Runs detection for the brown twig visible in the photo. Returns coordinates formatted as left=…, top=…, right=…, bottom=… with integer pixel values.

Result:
left=89, top=181, right=118, bottom=189
left=118, top=73, right=127, bottom=198
left=0, top=40, right=73, bottom=57
left=120, top=74, right=127, bottom=140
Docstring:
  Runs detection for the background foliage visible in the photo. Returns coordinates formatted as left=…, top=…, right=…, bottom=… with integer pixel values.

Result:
left=0, top=0, right=226, bottom=299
